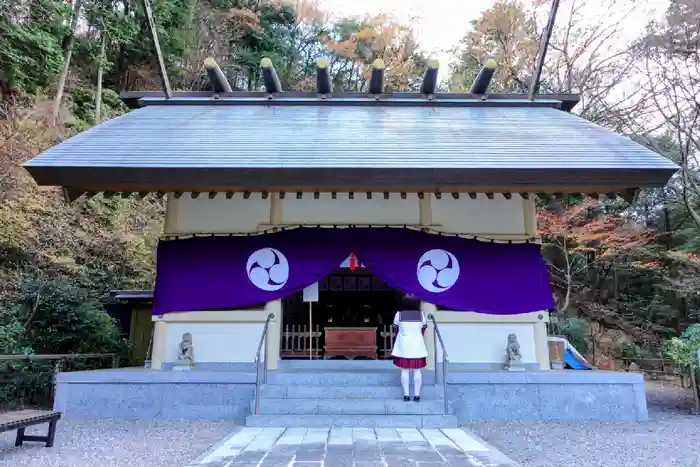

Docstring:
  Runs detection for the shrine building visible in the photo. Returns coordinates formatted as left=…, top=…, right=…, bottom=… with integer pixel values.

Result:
left=23, top=58, right=677, bottom=425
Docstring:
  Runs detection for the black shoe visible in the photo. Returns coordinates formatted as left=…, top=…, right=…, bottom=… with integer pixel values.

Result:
left=413, top=396, right=420, bottom=402
left=403, top=396, right=410, bottom=402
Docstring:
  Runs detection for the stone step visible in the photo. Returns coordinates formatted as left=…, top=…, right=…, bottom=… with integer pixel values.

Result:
left=266, top=371, right=436, bottom=386
left=278, top=359, right=396, bottom=370
left=259, top=384, right=443, bottom=399
left=244, top=414, right=459, bottom=428
left=253, top=398, right=449, bottom=415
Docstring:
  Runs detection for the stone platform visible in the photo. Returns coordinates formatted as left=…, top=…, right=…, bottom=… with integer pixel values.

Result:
left=53, top=361, right=648, bottom=422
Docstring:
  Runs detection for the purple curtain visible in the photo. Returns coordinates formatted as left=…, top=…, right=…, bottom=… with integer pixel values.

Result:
left=153, top=228, right=554, bottom=315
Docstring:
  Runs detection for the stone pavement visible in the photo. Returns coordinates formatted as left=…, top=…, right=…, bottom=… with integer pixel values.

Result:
left=189, top=427, right=517, bottom=466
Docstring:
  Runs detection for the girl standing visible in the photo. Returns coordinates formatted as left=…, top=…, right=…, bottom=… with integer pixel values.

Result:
left=391, top=294, right=428, bottom=401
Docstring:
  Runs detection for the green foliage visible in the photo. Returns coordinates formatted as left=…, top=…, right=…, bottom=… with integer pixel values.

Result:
left=0, top=0, right=70, bottom=94
left=0, top=279, right=130, bottom=409
left=13, top=279, right=126, bottom=354
left=558, top=318, right=590, bottom=355
left=663, top=324, right=700, bottom=369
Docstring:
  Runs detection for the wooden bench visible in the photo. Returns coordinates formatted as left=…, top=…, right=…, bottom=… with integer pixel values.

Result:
left=0, top=410, right=61, bottom=448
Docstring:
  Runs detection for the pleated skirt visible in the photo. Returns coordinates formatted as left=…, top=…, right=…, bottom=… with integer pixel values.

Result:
left=392, top=357, right=427, bottom=369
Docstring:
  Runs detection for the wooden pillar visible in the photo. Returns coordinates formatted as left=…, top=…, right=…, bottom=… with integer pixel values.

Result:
left=266, top=193, right=283, bottom=369
left=418, top=194, right=432, bottom=227
left=418, top=194, right=436, bottom=370
left=534, top=321, right=550, bottom=370
left=523, top=196, right=537, bottom=236
left=150, top=319, right=168, bottom=369
left=163, top=193, right=179, bottom=234
left=265, top=300, right=282, bottom=370
left=421, top=302, right=437, bottom=371
left=269, top=192, right=282, bottom=225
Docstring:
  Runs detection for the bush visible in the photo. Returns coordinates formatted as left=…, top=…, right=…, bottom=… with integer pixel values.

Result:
left=559, top=317, right=590, bottom=355
left=0, top=278, right=129, bottom=408
left=663, top=323, right=700, bottom=370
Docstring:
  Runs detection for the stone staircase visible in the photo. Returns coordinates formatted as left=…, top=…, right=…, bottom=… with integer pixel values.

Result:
left=245, top=361, right=458, bottom=428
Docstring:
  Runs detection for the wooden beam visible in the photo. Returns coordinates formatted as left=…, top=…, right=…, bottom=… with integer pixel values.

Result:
left=225, top=191, right=234, bottom=199
left=208, top=192, right=217, bottom=199
left=140, top=0, right=172, bottom=99
left=451, top=192, right=459, bottom=199
left=261, top=191, right=269, bottom=199
left=434, top=192, right=442, bottom=200
left=502, top=193, right=512, bottom=200
left=190, top=192, right=200, bottom=199
left=485, top=192, right=494, bottom=200
left=296, top=192, right=303, bottom=199
left=243, top=191, right=251, bottom=199
left=468, top=192, right=477, bottom=200
left=366, top=192, right=372, bottom=199
left=384, top=192, right=390, bottom=200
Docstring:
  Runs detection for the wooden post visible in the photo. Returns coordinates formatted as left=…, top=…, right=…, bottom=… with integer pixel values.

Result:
left=691, top=362, right=700, bottom=415
left=51, top=360, right=62, bottom=403
left=140, top=0, right=172, bottom=98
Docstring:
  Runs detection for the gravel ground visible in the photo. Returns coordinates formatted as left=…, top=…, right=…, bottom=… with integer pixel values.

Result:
left=465, top=382, right=700, bottom=467
left=0, top=420, right=237, bottom=467
left=1, top=383, right=697, bottom=467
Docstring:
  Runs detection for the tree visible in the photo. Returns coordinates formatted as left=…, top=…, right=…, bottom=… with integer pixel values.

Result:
left=449, top=0, right=538, bottom=92
left=0, top=0, right=70, bottom=96
left=50, top=0, right=83, bottom=123
left=323, top=14, right=429, bottom=92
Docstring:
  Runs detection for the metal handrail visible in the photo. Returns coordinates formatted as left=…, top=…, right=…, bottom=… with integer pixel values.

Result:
left=427, top=313, right=449, bottom=415
left=254, top=313, right=275, bottom=415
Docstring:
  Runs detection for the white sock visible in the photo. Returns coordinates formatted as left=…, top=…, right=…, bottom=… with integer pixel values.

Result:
left=413, top=369, right=422, bottom=396
left=401, top=369, right=410, bottom=396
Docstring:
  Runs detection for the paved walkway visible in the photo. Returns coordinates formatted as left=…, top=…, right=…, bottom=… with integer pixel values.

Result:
left=190, top=427, right=517, bottom=466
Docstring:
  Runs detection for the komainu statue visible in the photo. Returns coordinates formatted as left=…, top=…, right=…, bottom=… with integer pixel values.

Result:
left=177, top=332, right=194, bottom=366
left=504, top=333, right=524, bottom=371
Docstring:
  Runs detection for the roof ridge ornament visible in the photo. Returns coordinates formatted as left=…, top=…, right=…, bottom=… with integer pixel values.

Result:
left=469, top=58, right=497, bottom=95
left=420, top=59, right=440, bottom=97
left=261, top=57, right=282, bottom=96
left=204, top=57, right=232, bottom=94
left=369, top=59, right=385, bottom=96
left=316, top=59, right=332, bottom=97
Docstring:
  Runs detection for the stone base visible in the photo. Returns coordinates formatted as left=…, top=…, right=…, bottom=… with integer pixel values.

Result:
left=53, top=368, right=254, bottom=421
left=53, top=363, right=648, bottom=422
left=504, top=365, right=526, bottom=372
left=172, top=363, right=193, bottom=371
left=448, top=370, right=648, bottom=421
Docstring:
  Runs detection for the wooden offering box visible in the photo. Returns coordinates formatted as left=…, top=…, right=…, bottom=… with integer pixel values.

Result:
left=324, top=327, right=378, bottom=359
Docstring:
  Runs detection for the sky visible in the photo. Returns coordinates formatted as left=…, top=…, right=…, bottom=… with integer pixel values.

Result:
left=316, top=0, right=671, bottom=79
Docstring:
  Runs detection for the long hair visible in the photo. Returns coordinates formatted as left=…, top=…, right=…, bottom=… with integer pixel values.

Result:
left=399, top=293, right=421, bottom=311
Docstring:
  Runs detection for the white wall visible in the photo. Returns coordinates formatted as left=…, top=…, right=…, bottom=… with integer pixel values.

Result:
left=164, top=192, right=528, bottom=235
left=427, top=311, right=550, bottom=369
left=150, top=306, right=282, bottom=369
left=166, top=193, right=270, bottom=234
left=439, top=323, right=537, bottom=364
left=431, top=194, right=525, bottom=235
left=164, top=322, right=263, bottom=363
left=282, top=193, right=419, bottom=225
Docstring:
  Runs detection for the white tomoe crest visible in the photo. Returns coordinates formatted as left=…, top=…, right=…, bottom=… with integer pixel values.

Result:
left=246, top=248, right=289, bottom=291
left=416, top=249, right=460, bottom=293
